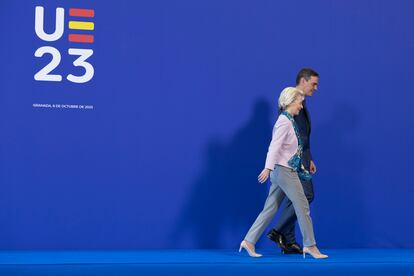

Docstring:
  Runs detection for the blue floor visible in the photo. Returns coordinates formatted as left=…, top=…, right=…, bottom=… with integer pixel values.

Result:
left=1, top=249, right=414, bottom=275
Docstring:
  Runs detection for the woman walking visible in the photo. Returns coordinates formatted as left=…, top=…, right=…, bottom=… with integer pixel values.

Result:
left=239, top=87, right=328, bottom=259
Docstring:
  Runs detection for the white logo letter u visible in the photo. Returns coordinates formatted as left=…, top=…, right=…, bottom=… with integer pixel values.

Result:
left=35, top=6, right=64, bottom=41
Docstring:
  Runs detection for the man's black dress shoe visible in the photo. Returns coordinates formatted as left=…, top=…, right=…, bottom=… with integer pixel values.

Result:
left=266, top=229, right=287, bottom=250
left=282, top=243, right=303, bottom=254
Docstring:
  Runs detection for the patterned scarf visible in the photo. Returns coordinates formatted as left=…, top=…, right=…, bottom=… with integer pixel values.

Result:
left=282, top=111, right=312, bottom=181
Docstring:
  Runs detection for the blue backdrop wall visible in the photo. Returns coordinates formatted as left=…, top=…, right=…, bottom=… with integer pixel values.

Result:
left=1, top=0, right=413, bottom=249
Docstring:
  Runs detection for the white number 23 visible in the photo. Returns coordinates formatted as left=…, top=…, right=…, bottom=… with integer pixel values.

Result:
left=34, top=47, right=94, bottom=83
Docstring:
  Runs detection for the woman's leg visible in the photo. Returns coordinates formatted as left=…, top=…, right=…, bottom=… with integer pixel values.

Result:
left=244, top=180, right=285, bottom=244
left=274, top=166, right=316, bottom=247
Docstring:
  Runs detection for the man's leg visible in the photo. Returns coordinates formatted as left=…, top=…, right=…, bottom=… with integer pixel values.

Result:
left=270, top=179, right=314, bottom=244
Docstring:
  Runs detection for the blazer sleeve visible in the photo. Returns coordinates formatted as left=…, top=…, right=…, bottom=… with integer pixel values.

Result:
left=308, top=135, right=313, bottom=161
left=264, top=118, right=290, bottom=170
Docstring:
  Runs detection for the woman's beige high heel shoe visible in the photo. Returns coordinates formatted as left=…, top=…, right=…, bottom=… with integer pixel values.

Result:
left=239, top=240, right=262, bottom=257
left=303, top=246, right=328, bottom=259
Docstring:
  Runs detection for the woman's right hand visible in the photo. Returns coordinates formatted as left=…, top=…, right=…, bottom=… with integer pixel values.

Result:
left=258, top=168, right=271, bottom=184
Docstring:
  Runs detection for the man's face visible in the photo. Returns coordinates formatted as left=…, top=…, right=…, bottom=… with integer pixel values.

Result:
left=301, top=76, right=319, bottom=96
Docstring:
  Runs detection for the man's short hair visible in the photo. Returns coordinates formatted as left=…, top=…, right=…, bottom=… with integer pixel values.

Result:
left=296, top=68, right=319, bottom=85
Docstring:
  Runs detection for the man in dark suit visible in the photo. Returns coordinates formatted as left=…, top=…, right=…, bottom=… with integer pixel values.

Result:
left=267, top=68, right=319, bottom=254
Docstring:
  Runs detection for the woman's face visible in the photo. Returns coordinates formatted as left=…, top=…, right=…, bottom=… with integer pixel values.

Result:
left=288, top=96, right=304, bottom=116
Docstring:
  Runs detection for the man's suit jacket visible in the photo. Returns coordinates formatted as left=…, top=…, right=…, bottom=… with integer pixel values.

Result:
left=295, top=100, right=312, bottom=171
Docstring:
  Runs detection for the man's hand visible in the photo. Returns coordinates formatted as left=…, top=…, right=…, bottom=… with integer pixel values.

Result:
left=258, top=168, right=271, bottom=183
left=310, top=160, right=317, bottom=174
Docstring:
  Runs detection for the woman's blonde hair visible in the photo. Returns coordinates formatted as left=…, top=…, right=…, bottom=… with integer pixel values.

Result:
left=278, top=87, right=304, bottom=110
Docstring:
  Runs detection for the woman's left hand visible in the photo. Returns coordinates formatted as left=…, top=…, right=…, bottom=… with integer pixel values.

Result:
left=258, top=168, right=271, bottom=184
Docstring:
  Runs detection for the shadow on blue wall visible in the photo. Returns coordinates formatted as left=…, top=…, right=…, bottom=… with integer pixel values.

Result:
left=170, top=99, right=274, bottom=248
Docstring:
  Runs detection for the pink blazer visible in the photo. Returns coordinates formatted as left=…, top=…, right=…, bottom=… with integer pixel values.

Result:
left=264, top=115, right=299, bottom=170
